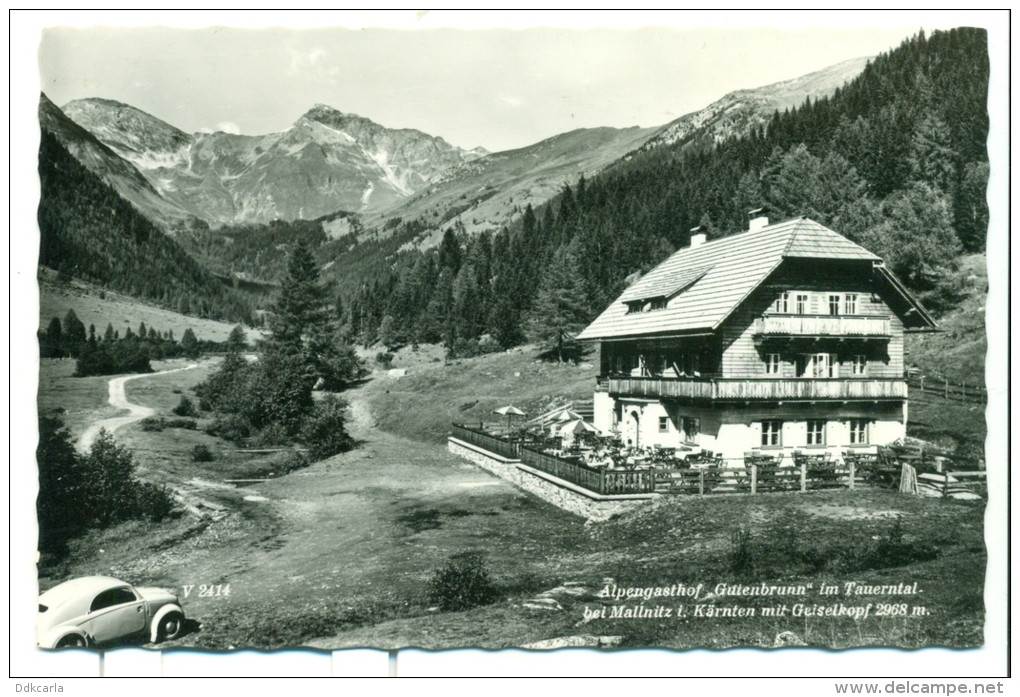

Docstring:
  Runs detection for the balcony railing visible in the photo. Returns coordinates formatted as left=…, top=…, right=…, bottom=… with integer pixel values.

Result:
left=754, top=315, right=891, bottom=338
left=607, top=376, right=907, bottom=401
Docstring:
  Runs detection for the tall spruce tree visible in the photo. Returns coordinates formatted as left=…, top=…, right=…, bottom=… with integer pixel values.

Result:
left=525, top=244, right=591, bottom=362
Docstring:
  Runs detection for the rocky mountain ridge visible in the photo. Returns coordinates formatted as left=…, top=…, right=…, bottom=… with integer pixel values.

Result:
left=61, top=99, right=487, bottom=225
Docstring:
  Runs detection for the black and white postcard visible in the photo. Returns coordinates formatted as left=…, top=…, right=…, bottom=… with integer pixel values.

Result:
left=12, top=10, right=1008, bottom=680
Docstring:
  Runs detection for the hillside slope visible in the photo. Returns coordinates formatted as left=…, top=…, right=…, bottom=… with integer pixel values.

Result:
left=640, top=56, right=871, bottom=151
left=904, top=254, right=987, bottom=386
left=361, top=125, right=661, bottom=244
left=40, top=94, right=200, bottom=230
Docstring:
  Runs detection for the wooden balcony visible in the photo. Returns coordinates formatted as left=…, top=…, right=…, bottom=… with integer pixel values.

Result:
left=607, top=376, right=907, bottom=401
left=754, top=315, right=891, bottom=338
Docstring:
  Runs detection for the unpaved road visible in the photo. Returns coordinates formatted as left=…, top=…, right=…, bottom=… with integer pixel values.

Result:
left=53, top=369, right=587, bottom=649
left=77, top=364, right=199, bottom=452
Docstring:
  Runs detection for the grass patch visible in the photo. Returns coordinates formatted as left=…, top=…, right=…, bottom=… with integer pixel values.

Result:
left=196, top=599, right=374, bottom=650
left=366, top=346, right=598, bottom=444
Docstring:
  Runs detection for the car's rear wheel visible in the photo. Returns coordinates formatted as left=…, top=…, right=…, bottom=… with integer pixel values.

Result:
left=157, top=612, right=184, bottom=642
left=55, top=634, right=87, bottom=649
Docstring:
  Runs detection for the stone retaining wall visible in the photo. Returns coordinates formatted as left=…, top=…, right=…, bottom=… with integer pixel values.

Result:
left=448, top=439, right=651, bottom=521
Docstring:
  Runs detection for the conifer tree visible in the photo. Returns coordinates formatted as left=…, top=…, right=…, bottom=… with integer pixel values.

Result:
left=180, top=328, right=199, bottom=359
left=525, top=244, right=591, bottom=362
left=44, top=317, right=62, bottom=357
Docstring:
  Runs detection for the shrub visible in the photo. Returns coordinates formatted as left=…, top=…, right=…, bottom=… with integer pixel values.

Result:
left=271, top=450, right=310, bottom=478
left=376, top=352, right=395, bottom=369
left=301, top=395, right=356, bottom=461
left=729, top=526, right=754, bottom=578
left=173, top=395, right=198, bottom=417
left=191, top=445, right=215, bottom=462
left=165, top=417, right=197, bottom=430
left=37, top=423, right=181, bottom=559
left=425, top=552, right=500, bottom=612
left=207, top=414, right=252, bottom=444
left=253, top=422, right=290, bottom=448
left=133, top=482, right=179, bottom=521
left=140, top=417, right=166, bottom=432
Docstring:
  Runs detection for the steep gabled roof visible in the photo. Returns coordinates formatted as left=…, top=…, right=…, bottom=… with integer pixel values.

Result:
left=577, top=217, right=886, bottom=341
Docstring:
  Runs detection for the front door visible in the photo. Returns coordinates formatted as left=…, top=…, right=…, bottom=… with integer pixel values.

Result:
left=624, top=409, right=641, bottom=448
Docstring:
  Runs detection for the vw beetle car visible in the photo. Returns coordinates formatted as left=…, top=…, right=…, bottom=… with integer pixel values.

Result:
left=37, top=576, right=185, bottom=648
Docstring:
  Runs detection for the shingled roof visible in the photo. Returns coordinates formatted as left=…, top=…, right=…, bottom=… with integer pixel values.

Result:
left=577, top=217, right=884, bottom=341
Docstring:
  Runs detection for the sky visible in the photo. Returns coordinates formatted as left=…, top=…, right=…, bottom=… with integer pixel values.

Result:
left=32, top=15, right=936, bottom=153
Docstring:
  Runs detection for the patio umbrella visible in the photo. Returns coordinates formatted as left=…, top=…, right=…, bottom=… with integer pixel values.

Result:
left=560, top=418, right=598, bottom=434
left=494, top=405, right=528, bottom=432
left=555, top=409, right=584, bottom=422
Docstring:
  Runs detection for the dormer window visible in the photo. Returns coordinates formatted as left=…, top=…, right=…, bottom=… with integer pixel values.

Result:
left=625, top=301, right=645, bottom=314
left=650, top=298, right=668, bottom=311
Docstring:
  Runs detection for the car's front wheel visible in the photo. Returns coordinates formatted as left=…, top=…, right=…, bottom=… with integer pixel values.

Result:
left=157, top=612, right=184, bottom=642
left=55, top=634, right=87, bottom=649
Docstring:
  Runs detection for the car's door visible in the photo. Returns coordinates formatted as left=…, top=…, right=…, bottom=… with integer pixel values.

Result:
left=82, top=587, right=147, bottom=644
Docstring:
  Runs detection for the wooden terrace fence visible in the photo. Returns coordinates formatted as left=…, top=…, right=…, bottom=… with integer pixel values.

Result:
left=452, top=423, right=655, bottom=495
left=451, top=424, right=982, bottom=500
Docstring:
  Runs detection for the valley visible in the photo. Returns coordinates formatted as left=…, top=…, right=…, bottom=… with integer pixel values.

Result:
left=28, top=25, right=994, bottom=659
left=35, top=330, right=987, bottom=651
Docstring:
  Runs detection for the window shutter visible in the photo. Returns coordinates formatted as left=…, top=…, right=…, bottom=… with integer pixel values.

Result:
left=830, top=353, right=839, bottom=378
left=810, top=293, right=819, bottom=314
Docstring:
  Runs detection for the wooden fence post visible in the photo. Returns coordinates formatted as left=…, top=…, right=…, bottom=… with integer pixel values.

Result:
left=848, top=461, right=855, bottom=490
left=945, top=378, right=949, bottom=400
left=800, top=462, right=807, bottom=492
left=920, top=376, right=924, bottom=394
left=750, top=465, right=757, bottom=495
left=699, top=470, right=705, bottom=497
left=942, top=472, right=948, bottom=500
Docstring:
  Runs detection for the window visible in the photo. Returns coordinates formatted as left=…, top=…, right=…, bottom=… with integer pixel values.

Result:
left=844, top=294, right=858, bottom=315
left=761, top=420, right=782, bottom=447
left=686, top=353, right=701, bottom=377
left=658, top=416, right=669, bottom=432
left=765, top=353, right=781, bottom=375
left=652, top=354, right=665, bottom=375
left=807, top=420, right=826, bottom=446
left=795, top=293, right=809, bottom=315
left=650, top=298, right=668, bottom=311
left=614, top=355, right=623, bottom=374
left=798, top=353, right=839, bottom=378
left=850, top=355, right=867, bottom=376
left=849, top=419, right=869, bottom=444
left=90, top=587, right=137, bottom=612
left=682, top=417, right=700, bottom=439
left=774, top=292, right=789, bottom=313
left=829, top=294, right=841, bottom=316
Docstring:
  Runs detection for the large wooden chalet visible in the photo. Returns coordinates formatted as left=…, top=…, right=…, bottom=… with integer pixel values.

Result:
left=576, top=214, right=937, bottom=462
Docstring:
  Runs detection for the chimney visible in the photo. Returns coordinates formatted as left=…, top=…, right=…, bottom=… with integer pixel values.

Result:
left=689, top=225, right=707, bottom=248
left=748, top=206, right=769, bottom=232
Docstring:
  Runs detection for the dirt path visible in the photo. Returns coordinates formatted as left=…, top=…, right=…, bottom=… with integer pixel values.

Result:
left=77, top=364, right=199, bottom=452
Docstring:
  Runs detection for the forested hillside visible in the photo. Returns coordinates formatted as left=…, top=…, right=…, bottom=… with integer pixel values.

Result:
left=37, top=128, right=258, bottom=324
left=325, top=28, right=988, bottom=359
